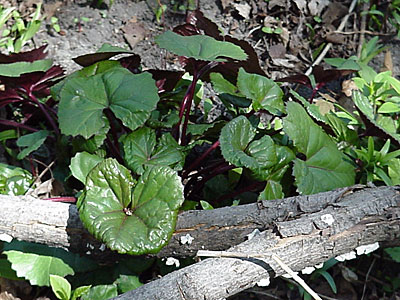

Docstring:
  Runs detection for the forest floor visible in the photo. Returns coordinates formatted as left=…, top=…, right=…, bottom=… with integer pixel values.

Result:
left=0, top=0, right=400, bottom=299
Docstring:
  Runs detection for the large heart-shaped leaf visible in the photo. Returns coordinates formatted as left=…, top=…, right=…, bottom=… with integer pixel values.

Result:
left=283, top=102, right=355, bottom=194
left=122, top=127, right=184, bottom=175
left=58, top=68, right=159, bottom=139
left=220, top=116, right=294, bottom=180
left=237, top=68, right=284, bottom=114
left=155, top=31, right=247, bottom=62
left=78, top=159, right=184, bottom=254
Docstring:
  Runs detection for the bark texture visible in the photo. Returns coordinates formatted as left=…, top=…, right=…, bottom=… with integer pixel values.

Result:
left=0, top=185, right=399, bottom=262
left=112, top=185, right=400, bottom=300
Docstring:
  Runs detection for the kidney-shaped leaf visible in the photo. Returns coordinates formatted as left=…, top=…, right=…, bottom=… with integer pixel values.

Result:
left=283, top=102, right=355, bottom=195
left=122, top=127, right=184, bottom=175
left=237, top=68, right=284, bottom=114
left=58, top=68, right=159, bottom=139
left=220, top=116, right=257, bottom=168
left=78, top=159, right=184, bottom=255
left=220, top=116, right=293, bottom=180
left=155, top=31, right=247, bottom=62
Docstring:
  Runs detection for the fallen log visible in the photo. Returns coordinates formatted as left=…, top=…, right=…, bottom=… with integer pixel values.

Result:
left=0, top=185, right=398, bottom=262
left=112, top=185, right=400, bottom=300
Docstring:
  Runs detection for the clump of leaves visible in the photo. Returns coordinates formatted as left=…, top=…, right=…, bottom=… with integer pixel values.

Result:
left=2, top=9, right=399, bottom=258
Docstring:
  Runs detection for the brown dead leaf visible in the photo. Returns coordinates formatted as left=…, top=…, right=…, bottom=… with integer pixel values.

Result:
left=268, top=0, right=288, bottom=10
left=315, top=99, right=335, bottom=115
left=43, top=1, right=63, bottom=20
left=233, top=3, right=251, bottom=19
left=220, top=0, right=230, bottom=11
left=122, top=18, right=147, bottom=50
left=318, top=92, right=337, bottom=103
left=381, top=50, right=393, bottom=73
left=342, top=79, right=358, bottom=97
left=308, top=0, right=329, bottom=16
left=322, top=2, right=348, bottom=26
left=326, top=31, right=346, bottom=44
left=269, top=44, right=286, bottom=59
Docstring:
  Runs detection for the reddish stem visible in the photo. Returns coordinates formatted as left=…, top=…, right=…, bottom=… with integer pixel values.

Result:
left=182, top=140, right=220, bottom=179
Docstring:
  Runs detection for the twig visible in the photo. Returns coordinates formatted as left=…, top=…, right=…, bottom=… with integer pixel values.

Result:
left=305, top=0, right=358, bottom=75
left=360, top=257, right=376, bottom=300
left=358, top=1, right=368, bottom=58
left=333, top=30, right=393, bottom=36
left=271, top=254, right=322, bottom=300
left=196, top=250, right=322, bottom=300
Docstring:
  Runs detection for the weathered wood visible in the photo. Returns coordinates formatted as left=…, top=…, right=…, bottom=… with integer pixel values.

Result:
left=0, top=186, right=398, bottom=261
left=112, top=187, right=400, bottom=300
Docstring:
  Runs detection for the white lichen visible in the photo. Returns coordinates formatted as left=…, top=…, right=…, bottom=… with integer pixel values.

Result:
left=180, top=234, right=194, bottom=245
left=165, top=257, right=180, bottom=267
left=320, top=214, right=335, bottom=225
left=335, top=251, right=356, bottom=262
left=301, top=266, right=315, bottom=274
left=246, top=229, right=261, bottom=240
left=256, top=277, right=270, bottom=287
left=0, top=233, right=13, bottom=243
left=356, top=242, right=379, bottom=255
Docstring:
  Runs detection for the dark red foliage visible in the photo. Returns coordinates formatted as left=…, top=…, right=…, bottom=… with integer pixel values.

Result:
left=0, top=45, right=48, bottom=63
left=172, top=10, right=266, bottom=83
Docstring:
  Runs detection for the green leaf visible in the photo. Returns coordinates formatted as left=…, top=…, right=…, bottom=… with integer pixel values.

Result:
left=220, top=116, right=257, bottom=168
left=200, top=200, right=214, bottom=210
left=0, top=59, right=53, bottom=77
left=78, top=159, right=184, bottom=254
left=258, top=180, right=283, bottom=200
left=58, top=68, right=159, bottom=139
left=155, top=31, right=247, bottom=62
left=210, top=72, right=238, bottom=95
left=237, top=68, right=284, bottom=114
left=3, top=250, right=73, bottom=287
left=378, top=102, right=400, bottom=113
left=114, top=274, right=142, bottom=293
left=80, top=284, right=118, bottom=300
left=0, top=258, right=20, bottom=281
left=385, top=247, right=400, bottom=262
left=220, top=116, right=293, bottom=180
left=319, top=271, right=337, bottom=294
left=50, top=275, right=71, bottom=300
left=283, top=102, right=355, bottom=194
left=3, top=240, right=97, bottom=287
left=122, top=127, right=184, bottom=175
left=353, top=91, right=400, bottom=144
left=71, top=285, right=92, bottom=300
left=70, top=152, right=104, bottom=184
left=388, top=159, right=400, bottom=185
left=0, top=163, right=33, bottom=195
left=16, top=130, right=49, bottom=160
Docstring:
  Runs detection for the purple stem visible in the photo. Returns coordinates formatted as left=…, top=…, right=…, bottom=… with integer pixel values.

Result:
left=187, top=163, right=236, bottom=199
left=309, top=82, right=325, bottom=103
left=104, top=109, right=120, bottom=153
left=182, top=140, right=220, bottom=179
left=28, top=92, right=60, bottom=135
left=176, top=61, right=220, bottom=145
left=42, top=197, right=76, bottom=203
left=0, top=119, right=39, bottom=132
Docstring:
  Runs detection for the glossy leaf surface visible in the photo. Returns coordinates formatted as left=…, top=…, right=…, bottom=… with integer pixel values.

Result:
left=0, top=163, right=33, bottom=195
left=122, top=127, right=184, bottom=175
left=155, top=31, right=247, bottom=62
left=58, top=68, right=159, bottom=138
left=283, top=102, right=355, bottom=194
left=78, top=159, right=184, bottom=254
left=237, top=68, right=284, bottom=114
